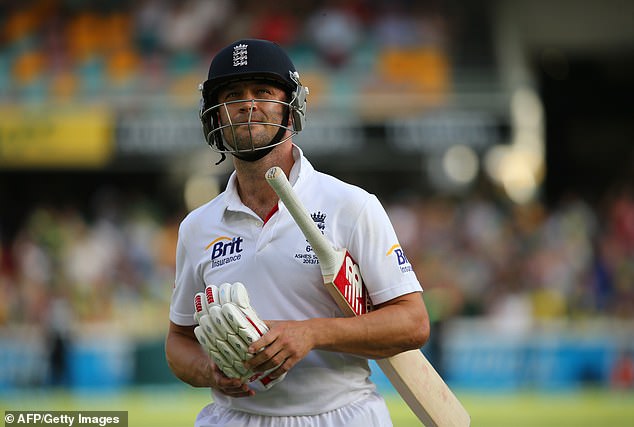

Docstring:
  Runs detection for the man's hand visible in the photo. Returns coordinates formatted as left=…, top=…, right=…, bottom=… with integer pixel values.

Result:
left=165, top=321, right=255, bottom=397
left=244, top=320, right=316, bottom=380
left=206, top=359, right=255, bottom=398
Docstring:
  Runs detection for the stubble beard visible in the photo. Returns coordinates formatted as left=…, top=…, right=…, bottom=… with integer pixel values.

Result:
left=225, top=124, right=268, bottom=152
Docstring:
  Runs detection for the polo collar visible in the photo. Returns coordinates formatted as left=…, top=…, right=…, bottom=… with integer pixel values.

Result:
left=223, top=144, right=314, bottom=215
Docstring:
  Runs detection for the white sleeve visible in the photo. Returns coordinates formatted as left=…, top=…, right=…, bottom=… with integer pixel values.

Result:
left=349, top=195, right=422, bottom=306
left=169, top=223, right=201, bottom=326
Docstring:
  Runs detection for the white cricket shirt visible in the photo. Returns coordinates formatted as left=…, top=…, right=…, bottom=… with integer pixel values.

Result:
left=170, top=145, right=422, bottom=416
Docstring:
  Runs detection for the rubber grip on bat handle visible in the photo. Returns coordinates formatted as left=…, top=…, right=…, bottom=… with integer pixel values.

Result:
left=265, top=166, right=338, bottom=273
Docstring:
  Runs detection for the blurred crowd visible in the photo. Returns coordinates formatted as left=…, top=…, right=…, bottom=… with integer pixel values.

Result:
left=0, top=0, right=450, bottom=104
left=0, top=189, right=181, bottom=336
left=388, top=186, right=634, bottom=325
left=1, top=182, right=633, bottom=336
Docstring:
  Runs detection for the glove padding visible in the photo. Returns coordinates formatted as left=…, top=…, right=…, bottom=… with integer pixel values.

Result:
left=194, top=282, right=286, bottom=390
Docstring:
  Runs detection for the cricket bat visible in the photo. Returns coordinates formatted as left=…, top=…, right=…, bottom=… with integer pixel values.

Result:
left=265, top=166, right=470, bottom=427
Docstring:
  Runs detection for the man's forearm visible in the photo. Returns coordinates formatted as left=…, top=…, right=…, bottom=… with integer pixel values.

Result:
left=165, top=324, right=213, bottom=387
left=311, top=292, right=429, bottom=359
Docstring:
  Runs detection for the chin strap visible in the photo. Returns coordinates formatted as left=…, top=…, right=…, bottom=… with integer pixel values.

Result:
left=214, top=152, right=227, bottom=165
left=232, top=146, right=275, bottom=162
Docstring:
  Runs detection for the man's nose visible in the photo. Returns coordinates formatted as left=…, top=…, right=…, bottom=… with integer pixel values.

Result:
left=238, top=98, right=257, bottom=112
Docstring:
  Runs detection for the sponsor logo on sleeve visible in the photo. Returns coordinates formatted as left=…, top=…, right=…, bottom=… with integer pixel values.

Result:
left=386, top=244, right=414, bottom=273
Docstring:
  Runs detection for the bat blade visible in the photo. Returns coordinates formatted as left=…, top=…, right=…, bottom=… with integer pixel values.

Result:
left=265, top=166, right=470, bottom=426
left=377, top=352, right=470, bottom=426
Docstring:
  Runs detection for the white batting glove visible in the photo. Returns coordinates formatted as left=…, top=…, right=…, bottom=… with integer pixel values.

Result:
left=194, top=282, right=286, bottom=390
left=194, top=288, right=251, bottom=380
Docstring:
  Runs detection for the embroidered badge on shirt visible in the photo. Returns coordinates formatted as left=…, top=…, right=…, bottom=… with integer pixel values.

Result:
left=233, top=44, right=248, bottom=66
left=293, top=211, right=327, bottom=265
left=311, top=211, right=326, bottom=233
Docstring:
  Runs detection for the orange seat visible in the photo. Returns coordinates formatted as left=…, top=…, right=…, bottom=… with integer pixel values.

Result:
left=378, top=46, right=450, bottom=93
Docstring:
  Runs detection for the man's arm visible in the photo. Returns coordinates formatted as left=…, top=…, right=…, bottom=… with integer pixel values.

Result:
left=165, top=322, right=213, bottom=387
left=245, top=291, right=429, bottom=376
left=165, top=321, right=254, bottom=397
left=315, top=291, right=430, bottom=358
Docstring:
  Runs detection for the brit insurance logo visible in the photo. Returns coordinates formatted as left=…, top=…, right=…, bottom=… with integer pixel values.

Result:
left=206, top=236, right=244, bottom=268
left=386, top=244, right=413, bottom=273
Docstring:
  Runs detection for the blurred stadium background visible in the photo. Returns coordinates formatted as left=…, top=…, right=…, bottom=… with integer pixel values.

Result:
left=0, top=0, right=633, bottom=425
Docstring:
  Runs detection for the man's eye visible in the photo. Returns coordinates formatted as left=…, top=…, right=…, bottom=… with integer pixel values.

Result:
left=257, top=88, right=273, bottom=96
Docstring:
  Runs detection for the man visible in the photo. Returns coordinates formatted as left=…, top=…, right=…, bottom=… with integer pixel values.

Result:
left=166, top=39, right=430, bottom=427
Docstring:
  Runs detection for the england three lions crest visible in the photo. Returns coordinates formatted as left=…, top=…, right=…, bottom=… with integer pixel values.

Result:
left=311, top=211, right=326, bottom=233
left=233, top=44, right=248, bottom=66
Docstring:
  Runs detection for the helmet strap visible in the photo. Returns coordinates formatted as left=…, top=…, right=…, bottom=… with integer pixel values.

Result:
left=214, top=152, right=227, bottom=165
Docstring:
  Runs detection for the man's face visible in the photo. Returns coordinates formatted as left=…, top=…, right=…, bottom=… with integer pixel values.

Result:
left=215, top=80, right=288, bottom=152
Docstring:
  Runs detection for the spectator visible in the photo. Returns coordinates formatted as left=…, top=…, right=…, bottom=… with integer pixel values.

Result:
left=305, top=0, right=364, bottom=68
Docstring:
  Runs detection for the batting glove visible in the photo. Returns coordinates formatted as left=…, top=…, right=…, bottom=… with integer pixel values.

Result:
left=194, top=282, right=286, bottom=390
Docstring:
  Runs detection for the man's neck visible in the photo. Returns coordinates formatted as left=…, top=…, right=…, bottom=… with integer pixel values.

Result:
left=233, top=142, right=295, bottom=220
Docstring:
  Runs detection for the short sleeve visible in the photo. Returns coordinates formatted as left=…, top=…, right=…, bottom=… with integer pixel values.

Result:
left=349, top=195, right=422, bottom=306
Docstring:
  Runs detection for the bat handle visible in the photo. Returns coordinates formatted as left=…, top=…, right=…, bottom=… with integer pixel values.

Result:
left=265, top=166, right=339, bottom=275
